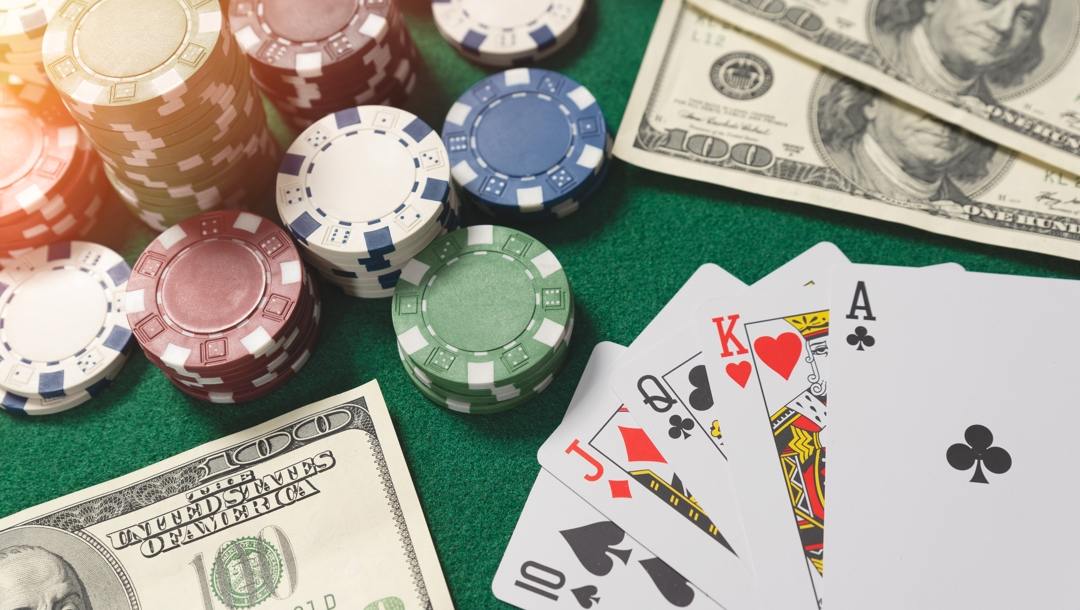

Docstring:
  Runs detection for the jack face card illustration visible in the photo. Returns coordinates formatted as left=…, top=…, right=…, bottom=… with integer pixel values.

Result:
left=613, top=243, right=848, bottom=556
left=539, top=343, right=754, bottom=610
left=825, top=265, right=1080, bottom=610
left=493, top=470, right=721, bottom=610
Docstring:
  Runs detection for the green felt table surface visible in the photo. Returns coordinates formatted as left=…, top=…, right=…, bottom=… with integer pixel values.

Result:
left=2, top=1, right=1079, bottom=608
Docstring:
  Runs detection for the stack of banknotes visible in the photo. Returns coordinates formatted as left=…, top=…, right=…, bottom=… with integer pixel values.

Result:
left=615, top=0, right=1080, bottom=260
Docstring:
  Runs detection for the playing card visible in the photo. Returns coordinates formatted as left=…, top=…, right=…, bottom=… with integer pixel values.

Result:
left=612, top=243, right=848, bottom=565
left=825, top=265, right=1080, bottom=610
left=493, top=469, right=721, bottom=609
left=538, top=343, right=754, bottom=610
left=608, top=262, right=752, bottom=554
left=699, top=262, right=965, bottom=610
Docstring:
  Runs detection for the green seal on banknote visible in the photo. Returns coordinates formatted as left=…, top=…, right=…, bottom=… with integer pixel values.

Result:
left=364, top=597, right=406, bottom=610
left=210, top=537, right=284, bottom=608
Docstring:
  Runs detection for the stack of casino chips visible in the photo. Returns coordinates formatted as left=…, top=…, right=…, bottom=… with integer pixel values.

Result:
left=431, top=0, right=586, bottom=67
left=443, top=68, right=611, bottom=221
left=42, top=0, right=278, bottom=231
left=0, top=0, right=59, bottom=86
left=277, top=105, right=460, bottom=299
left=124, top=210, right=320, bottom=404
left=0, top=77, right=108, bottom=261
left=393, top=225, right=574, bottom=415
left=0, top=241, right=132, bottom=416
left=230, top=0, right=419, bottom=132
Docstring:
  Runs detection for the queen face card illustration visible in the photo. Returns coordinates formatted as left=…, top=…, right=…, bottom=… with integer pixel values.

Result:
left=824, top=265, right=1080, bottom=610
left=492, top=470, right=721, bottom=610
left=612, top=244, right=848, bottom=571
left=538, top=343, right=754, bottom=610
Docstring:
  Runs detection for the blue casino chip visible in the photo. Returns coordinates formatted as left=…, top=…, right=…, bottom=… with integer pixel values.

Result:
left=443, top=68, right=609, bottom=215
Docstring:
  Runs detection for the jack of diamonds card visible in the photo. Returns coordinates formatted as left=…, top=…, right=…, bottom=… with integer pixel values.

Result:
left=538, top=343, right=755, bottom=610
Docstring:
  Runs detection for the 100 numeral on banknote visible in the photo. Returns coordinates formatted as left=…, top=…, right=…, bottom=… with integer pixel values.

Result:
left=0, top=382, right=453, bottom=610
left=614, top=0, right=1080, bottom=260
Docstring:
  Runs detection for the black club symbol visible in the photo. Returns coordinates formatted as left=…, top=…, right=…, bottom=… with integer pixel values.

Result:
left=846, top=326, right=876, bottom=351
left=668, top=415, right=693, bottom=440
left=946, top=424, right=1012, bottom=484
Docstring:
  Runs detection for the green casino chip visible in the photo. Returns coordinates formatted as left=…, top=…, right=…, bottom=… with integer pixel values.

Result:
left=397, top=311, right=572, bottom=406
left=393, top=225, right=573, bottom=395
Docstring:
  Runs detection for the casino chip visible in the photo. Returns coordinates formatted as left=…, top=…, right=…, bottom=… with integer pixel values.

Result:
left=277, top=105, right=459, bottom=299
left=443, top=68, right=610, bottom=221
left=431, top=0, right=585, bottom=67
left=0, top=241, right=132, bottom=416
left=125, top=210, right=320, bottom=403
left=0, top=0, right=61, bottom=86
left=0, top=77, right=108, bottom=260
left=42, top=0, right=278, bottom=231
left=230, top=0, right=420, bottom=131
left=392, top=225, right=574, bottom=414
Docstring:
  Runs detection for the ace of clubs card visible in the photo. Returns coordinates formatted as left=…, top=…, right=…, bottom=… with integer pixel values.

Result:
left=824, top=265, right=1080, bottom=610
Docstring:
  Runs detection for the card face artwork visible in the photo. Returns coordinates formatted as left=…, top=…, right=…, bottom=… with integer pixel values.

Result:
left=538, top=343, right=754, bottom=610
left=613, top=243, right=848, bottom=549
left=699, top=282, right=835, bottom=610
left=697, top=259, right=962, bottom=610
left=492, top=470, right=721, bottom=609
left=824, top=266, right=1080, bottom=610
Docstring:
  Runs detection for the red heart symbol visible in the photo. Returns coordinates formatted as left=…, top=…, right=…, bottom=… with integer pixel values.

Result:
left=725, top=361, right=752, bottom=388
left=754, top=333, right=803, bottom=380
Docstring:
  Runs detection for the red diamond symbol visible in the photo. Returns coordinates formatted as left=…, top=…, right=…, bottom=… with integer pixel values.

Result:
left=609, top=480, right=632, bottom=499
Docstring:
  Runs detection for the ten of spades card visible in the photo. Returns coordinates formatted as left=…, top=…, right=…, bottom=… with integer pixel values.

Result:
left=492, top=469, right=721, bottom=609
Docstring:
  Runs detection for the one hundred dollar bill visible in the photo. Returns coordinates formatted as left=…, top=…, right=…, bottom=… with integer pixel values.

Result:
left=0, top=381, right=454, bottom=610
left=615, top=0, right=1080, bottom=260
left=688, top=0, right=1080, bottom=176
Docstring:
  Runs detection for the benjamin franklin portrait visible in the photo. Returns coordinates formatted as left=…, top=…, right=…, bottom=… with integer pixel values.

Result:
left=873, top=0, right=1051, bottom=103
left=815, top=77, right=999, bottom=207
left=0, top=528, right=131, bottom=610
left=0, top=545, right=93, bottom=610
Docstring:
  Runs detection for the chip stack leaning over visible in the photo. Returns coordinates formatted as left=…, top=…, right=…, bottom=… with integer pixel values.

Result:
left=431, top=0, right=585, bottom=67
left=444, top=68, right=611, bottom=222
left=277, top=105, right=460, bottom=299
left=393, top=225, right=574, bottom=414
left=230, top=0, right=419, bottom=132
left=125, top=210, right=320, bottom=404
left=42, top=0, right=278, bottom=231
left=1, top=78, right=107, bottom=259
left=0, top=241, right=132, bottom=416
left=0, top=0, right=60, bottom=85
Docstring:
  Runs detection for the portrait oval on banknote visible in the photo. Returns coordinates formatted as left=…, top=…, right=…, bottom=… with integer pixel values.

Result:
left=809, top=74, right=1014, bottom=208
left=0, top=526, right=134, bottom=610
left=868, top=0, right=1080, bottom=102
